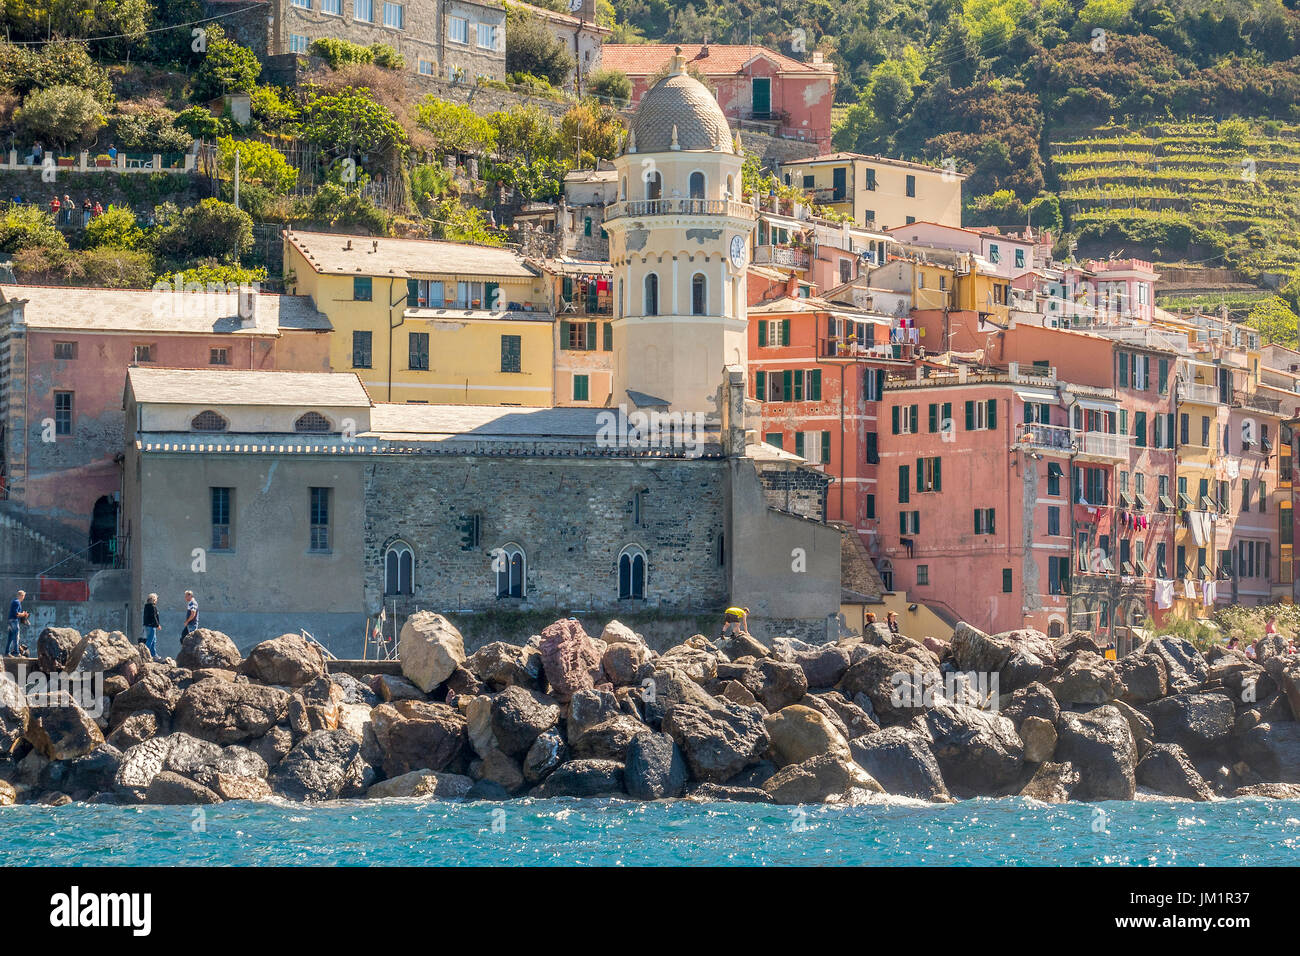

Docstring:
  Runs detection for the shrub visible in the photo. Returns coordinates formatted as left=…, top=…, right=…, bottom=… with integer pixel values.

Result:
left=0, top=205, right=67, bottom=255
left=83, top=205, right=144, bottom=250
left=151, top=198, right=254, bottom=264
left=585, top=68, right=631, bottom=108
left=190, top=25, right=261, bottom=103
left=216, top=137, right=298, bottom=193
left=112, top=106, right=193, bottom=153
left=16, top=85, right=106, bottom=149
left=505, top=6, right=574, bottom=88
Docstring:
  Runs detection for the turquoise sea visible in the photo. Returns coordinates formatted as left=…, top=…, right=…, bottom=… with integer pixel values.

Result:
left=1, top=796, right=1298, bottom=865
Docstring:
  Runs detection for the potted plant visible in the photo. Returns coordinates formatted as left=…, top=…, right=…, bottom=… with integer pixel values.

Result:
left=57, top=155, right=75, bottom=167
left=94, top=154, right=112, bottom=167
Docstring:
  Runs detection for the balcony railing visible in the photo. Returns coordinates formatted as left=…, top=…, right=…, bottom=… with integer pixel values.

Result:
left=753, top=245, right=811, bottom=269
left=1177, top=381, right=1226, bottom=405
left=1016, top=423, right=1132, bottom=460
left=605, top=198, right=758, bottom=221
left=1234, top=391, right=1284, bottom=415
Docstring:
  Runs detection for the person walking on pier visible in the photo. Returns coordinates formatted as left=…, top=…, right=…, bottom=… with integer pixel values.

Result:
left=141, top=593, right=160, bottom=657
left=7, top=589, right=29, bottom=656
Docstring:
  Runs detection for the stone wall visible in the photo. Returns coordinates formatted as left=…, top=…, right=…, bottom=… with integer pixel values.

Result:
left=362, top=453, right=730, bottom=614
left=757, top=464, right=829, bottom=519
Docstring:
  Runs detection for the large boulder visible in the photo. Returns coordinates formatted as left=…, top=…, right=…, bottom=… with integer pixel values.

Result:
left=806, top=690, right=879, bottom=740
left=924, top=700, right=1024, bottom=796
left=1142, top=637, right=1208, bottom=693
left=602, top=642, right=651, bottom=686
left=569, top=714, right=646, bottom=762
left=70, top=630, right=138, bottom=674
left=370, top=700, right=466, bottom=776
left=662, top=700, right=770, bottom=783
left=145, top=770, right=221, bottom=805
left=163, top=732, right=224, bottom=778
left=1055, top=706, right=1137, bottom=801
left=538, top=619, right=603, bottom=702
left=748, top=659, right=808, bottom=712
left=790, top=644, right=852, bottom=689
left=1136, top=742, right=1213, bottom=801
left=241, top=634, right=327, bottom=688
left=398, top=613, right=466, bottom=693
left=270, top=729, right=366, bottom=801
left=1116, top=653, right=1168, bottom=706
left=764, top=704, right=851, bottom=767
left=41, top=744, right=122, bottom=795
left=850, top=727, right=950, bottom=802
left=1264, top=656, right=1300, bottom=720
left=1235, top=721, right=1300, bottom=784
left=173, top=681, right=291, bottom=745
left=1019, top=716, right=1058, bottom=763
left=624, top=732, right=688, bottom=800
left=522, top=727, right=567, bottom=783
left=1234, top=782, right=1300, bottom=799
left=762, top=752, right=883, bottom=804
left=368, top=769, right=474, bottom=800
left=23, top=691, right=104, bottom=760
left=1144, top=691, right=1234, bottom=755
left=1019, top=761, right=1079, bottom=803
left=839, top=645, right=938, bottom=721
left=114, top=737, right=174, bottom=794
left=532, top=759, right=625, bottom=797
left=109, top=671, right=181, bottom=725
left=1002, top=681, right=1060, bottom=729
left=287, top=677, right=345, bottom=736
left=176, top=629, right=242, bottom=671
left=107, top=712, right=164, bottom=751
left=1047, top=651, right=1122, bottom=705
left=0, top=673, right=28, bottom=756
left=36, top=627, right=82, bottom=672
left=490, top=686, right=560, bottom=758
left=465, top=642, right=545, bottom=691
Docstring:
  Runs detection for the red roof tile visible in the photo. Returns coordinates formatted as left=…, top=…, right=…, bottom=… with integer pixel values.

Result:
left=602, top=44, right=831, bottom=77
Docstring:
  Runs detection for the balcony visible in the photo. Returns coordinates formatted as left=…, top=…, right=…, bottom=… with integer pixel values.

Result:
left=1177, top=381, right=1226, bottom=406
left=753, top=244, right=811, bottom=270
left=1234, top=391, right=1284, bottom=415
left=605, top=198, right=758, bottom=222
left=1015, top=423, right=1132, bottom=462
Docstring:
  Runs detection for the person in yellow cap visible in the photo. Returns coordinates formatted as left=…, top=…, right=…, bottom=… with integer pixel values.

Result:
left=721, top=606, right=749, bottom=639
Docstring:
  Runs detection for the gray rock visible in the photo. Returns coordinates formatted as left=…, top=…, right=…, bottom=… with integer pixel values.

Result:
left=522, top=727, right=567, bottom=783
left=532, top=759, right=626, bottom=797
left=1235, top=721, right=1300, bottom=783
left=1055, top=706, right=1136, bottom=801
left=762, top=752, right=883, bottom=804
left=145, top=770, right=221, bottom=805
left=1117, top=653, right=1168, bottom=705
left=490, top=686, right=560, bottom=757
left=1136, top=743, right=1213, bottom=801
left=850, top=727, right=950, bottom=802
left=241, top=634, right=328, bottom=688
left=1019, top=761, right=1079, bottom=802
left=176, top=629, right=242, bottom=671
left=624, top=732, right=688, bottom=800
left=173, top=681, right=290, bottom=745
left=270, top=729, right=363, bottom=801
left=464, top=642, right=545, bottom=691
left=1144, top=691, right=1234, bottom=755
left=924, top=700, right=1024, bottom=796
left=662, top=700, right=769, bottom=783
left=370, top=700, right=466, bottom=777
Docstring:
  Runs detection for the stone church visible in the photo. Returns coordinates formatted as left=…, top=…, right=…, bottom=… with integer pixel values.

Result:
left=122, top=53, right=842, bottom=654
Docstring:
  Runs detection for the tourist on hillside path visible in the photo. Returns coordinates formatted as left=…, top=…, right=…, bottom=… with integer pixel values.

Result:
left=49, top=195, right=60, bottom=219
left=82, top=198, right=92, bottom=227
left=63, top=194, right=74, bottom=225
left=7, top=589, right=29, bottom=656
left=141, top=593, right=160, bottom=657
left=182, top=590, right=199, bottom=638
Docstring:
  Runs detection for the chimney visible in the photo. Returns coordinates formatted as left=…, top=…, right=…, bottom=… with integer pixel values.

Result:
left=785, top=273, right=799, bottom=297
left=238, top=288, right=258, bottom=328
left=812, top=51, right=824, bottom=64
left=345, top=239, right=352, bottom=251
left=372, top=240, right=379, bottom=253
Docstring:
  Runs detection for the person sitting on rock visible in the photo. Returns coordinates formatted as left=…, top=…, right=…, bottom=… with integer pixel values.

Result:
left=721, top=606, right=749, bottom=638
left=886, top=611, right=901, bottom=636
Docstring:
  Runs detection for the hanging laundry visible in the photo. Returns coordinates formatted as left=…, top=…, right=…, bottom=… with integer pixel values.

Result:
left=1155, top=579, right=1174, bottom=609
left=1202, top=578, right=1217, bottom=607
left=1184, top=579, right=1198, bottom=599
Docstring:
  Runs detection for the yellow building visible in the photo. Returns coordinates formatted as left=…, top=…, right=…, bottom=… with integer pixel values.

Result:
left=542, top=259, right=615, bottom=407
left=867, top=252, right=1010, bottom=324
left=1173, top=356, right=1227, bottom=604
left=777, top=152, right=964, bottom=231
left=283, top=230, right=556, bottom=405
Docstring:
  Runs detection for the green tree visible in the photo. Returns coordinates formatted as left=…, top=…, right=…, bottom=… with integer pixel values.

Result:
left=189, top=24, right=262, bottom=103
left=490, top=104, right=562, bottom=164
left=217, top=137, right=299, bottom=192
left=151, top=198, right=254, bottom=264
left=413, top=97, right=498, bottom=154
left=426, top=197, right=505, bottom=245
left=586, top=67, right=632, bottom=108
left=83, top=205, right=144, bottom=250
left=0, top=39, right=112, bottom=101
left=16, top=85, right=105, bottom=149
left=174, top=105, right=222, bottom=140
left=112, top=106, right=193, bottom=153
left=292, top=182, right=389, bottom=233
left=1245, top=296, right=1300, bottom=347
left=79, top=247, right=155, bottom=287
left=370, top=44, right=404, bottom=69
left=505, top=5, right=575, bottom=87
left=559, top=101, right=625, bottom=167
left=300, top=87, right=406, bottom=159
left=0, top=204, right=67, bottom=255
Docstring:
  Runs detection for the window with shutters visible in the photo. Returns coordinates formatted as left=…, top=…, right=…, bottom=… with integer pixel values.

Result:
left=892, top=403, right=919, bottom=435
left=573, top=374, right=589, bottom=402
left=965, top=398, right=997, bottom=430
left=898, top=466, right=910, bottom=503
left=409, top=332, right=429, bottom=370
left=899, top=511, right=920, bottom=534
left=501, top=334, right=521, bottom=373
left=1047, top=462, right=1062, bottom=496
left=865, top=431, right=879, bottom=464
left=974, top=508, right=996, bottom=534
left=1002, top=568, right=1013, bottom=592
left=755, top=371, right=766, bottom=401
left=564, top=321, right=597, bottom=350
left=917, top=456, right=942, bottom=492
left=352, top=331, right=373, bottom=369
left=1048, top=505, right=1060, bottom=536
left=53, top=341, right=76, bottom=360
left=353, top=276, right=372, bottom=301
left=764, top=432, right=784, bottom=449
left=1134, top=411, right=1147, bottom=447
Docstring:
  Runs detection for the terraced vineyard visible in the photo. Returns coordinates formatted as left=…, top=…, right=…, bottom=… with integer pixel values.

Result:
left=1050, top=121, right=1300, bottom=280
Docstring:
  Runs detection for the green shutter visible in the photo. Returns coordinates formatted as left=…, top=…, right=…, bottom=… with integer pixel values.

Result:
left=974, top=510, right=981, bottom=534
left=562, top=276, right=573, bottom=299
left=929, top=404, right=938, bottom=433
left=892, top=405, right=900, bottom=434
left=586, top=321, right=597, bottom=350
left=987, top=399, right=996, bottom=430
left=406, top=279, right=419, bottom=307
left=934, top=457, right=941, bottom=491
left=794, top=370, right=804, bottom=401
left=1118, top=353, right=1128, bottom=387
left=942, top=403, right=951, bottom=431
left=485, top=281, right=499, bottom=310
left=603, top=322, right=612, bottom=351
left=916, top=458, right=923, bottom=492
left=758, top=321, right=767, bottom=347
left=965, top=400, right=975, bottom=431
left=560, top=320, right=570, bottom=350
left=756, top=371, right=766, bottom=401
left=900, top=512, right=908, bottom=535
left=910, top=405, right=918, bottom=433
left=783, top=370, right=793, bottom=401
left=821, top=431, right=831, bottom=464
left=899, top=466, right=909, bottom=502
left=1143, top=355, right=1150, bottom=390
left=795, top=432, right=805, bottom=458
left=810, top=369, right=821, bottom=400
left=781, top=319, right=791, bottom=345
left=1159, top=359, right=1169, bottom=393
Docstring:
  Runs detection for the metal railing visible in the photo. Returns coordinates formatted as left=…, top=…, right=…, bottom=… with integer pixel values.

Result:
left=605, top=198, right=758, bottom=221
left=1234, top=391, right=1285, bottom=414
left=1177, top=381, right=1226, bottom=405
left=1015, top=423, right=1132, bottom=459
left=753, top=245, right=811, bottom=269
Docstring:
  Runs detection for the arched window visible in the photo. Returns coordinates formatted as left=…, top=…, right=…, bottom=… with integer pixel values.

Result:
left=495, top=543, right=526, bottom=598
left=691, top=273, right=707, bottom=315
left=618, top=545, right=646, bottom=600
left=644, top=273, right=659, bottom=316
left=645, top=171, right=662, bottom=200
left=689, top=171, right=705, bottom=199
left=295, top=411, right=332, bottom=433
left=191, top=410, right=228, bottom=432
left=384, top=541, right=413, bottom=595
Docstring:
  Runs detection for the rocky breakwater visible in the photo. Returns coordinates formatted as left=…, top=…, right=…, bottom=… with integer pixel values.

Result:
left=2, top=616, right=1299, bottom=807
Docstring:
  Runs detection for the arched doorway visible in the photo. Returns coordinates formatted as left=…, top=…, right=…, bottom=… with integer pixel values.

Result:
left=89, top=496, right=118, bottom=565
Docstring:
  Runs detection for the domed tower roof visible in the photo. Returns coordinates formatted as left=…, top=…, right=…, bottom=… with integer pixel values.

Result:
left=627, top=48, right=734, bottom=154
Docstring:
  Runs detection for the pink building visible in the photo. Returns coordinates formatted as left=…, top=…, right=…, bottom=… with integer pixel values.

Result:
left=0, top=285, right=331, bottom=573
left=602, top=43, right=837, bottom=148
